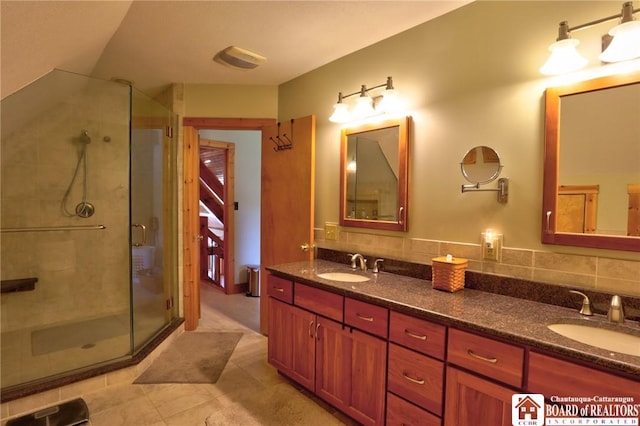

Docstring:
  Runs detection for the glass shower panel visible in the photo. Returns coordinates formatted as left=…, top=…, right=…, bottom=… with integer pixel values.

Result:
left=130, top=88, right=177, bottom=351
left=1, top=70, right=132, bottom=388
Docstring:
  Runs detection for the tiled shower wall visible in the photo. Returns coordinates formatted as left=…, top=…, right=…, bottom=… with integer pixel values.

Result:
left=316, top=227, right=640, bottom=297
left=1, top=80, right=131, bottom=333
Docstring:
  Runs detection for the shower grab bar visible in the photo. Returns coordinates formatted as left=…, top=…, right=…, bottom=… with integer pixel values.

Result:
left=0, top=225, right=106, bottom=233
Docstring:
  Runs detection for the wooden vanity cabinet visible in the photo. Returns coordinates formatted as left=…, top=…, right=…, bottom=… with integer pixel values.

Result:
left=444, top=328, right=525, bottom=426
left=267, top=276, right=386, bottom=426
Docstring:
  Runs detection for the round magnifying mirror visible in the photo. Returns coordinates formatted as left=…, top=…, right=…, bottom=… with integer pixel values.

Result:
left=460, top=146, right=502, bottom=184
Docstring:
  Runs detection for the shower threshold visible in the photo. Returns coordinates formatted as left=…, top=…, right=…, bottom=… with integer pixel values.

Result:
left=6, top=398, right=88, bottom=426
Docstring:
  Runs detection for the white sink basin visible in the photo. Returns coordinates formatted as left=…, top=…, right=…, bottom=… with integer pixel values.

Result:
left=316, top=272, right=370, bottom=283
left=547, top=323, right=640, bottom=356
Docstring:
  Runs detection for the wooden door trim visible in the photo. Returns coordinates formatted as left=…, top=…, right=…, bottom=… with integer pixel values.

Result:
left=184, top=117, right=275, bottom=130
left=182, top=118, right=276, bottom=331
left=183, top=126, right=200, bottom=330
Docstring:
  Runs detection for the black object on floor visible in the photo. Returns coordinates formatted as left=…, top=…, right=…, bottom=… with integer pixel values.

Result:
left=6, top=398, right=89, bottom=426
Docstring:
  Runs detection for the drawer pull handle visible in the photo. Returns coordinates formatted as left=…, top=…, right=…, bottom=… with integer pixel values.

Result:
left=273, top=287, right=284, bottom=293
left=308, top=320, right=314, bottom=338
left=402, top=371, right=425, bottom=385
left=356, top=313, right=374, bottom=322
left=467, top=349, right=498, bottom=364
left=316, top=322, right=321, bottom=341
left=404, top=329, right=427, bottom=340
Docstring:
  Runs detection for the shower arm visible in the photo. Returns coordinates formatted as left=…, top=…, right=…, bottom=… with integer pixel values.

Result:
left=132, top=224, right=146, bottom=247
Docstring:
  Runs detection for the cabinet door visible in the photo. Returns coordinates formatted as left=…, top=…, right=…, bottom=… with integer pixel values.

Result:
left=349, top=328, right=387, bottom=425
left=444, top=366, right=513, bottom=426
left=315, top=316, right=351, bottom=411
left=268, top=298, right=293, bottom=372
left=267, top=298, right=315, bottom=391
left=289, top=304, right=316, bottom=391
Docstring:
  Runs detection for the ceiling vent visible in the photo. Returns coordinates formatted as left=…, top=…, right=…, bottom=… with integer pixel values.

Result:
left=213, top=46, right=266, bottom=70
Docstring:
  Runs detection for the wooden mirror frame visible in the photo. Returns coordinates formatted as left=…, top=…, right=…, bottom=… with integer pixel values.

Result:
left=340, top=116, right=410, bottom=232
left=542, top=71, right=640, bottom=252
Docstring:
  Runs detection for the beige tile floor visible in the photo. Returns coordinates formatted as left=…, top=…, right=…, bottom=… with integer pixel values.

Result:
left=79, top=283, right=354, bottom=425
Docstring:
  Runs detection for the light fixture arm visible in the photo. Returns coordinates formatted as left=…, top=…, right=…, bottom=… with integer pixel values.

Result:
left=335, top=76, right=394, bottom=103
left=562, top=2, right=639, bottom=35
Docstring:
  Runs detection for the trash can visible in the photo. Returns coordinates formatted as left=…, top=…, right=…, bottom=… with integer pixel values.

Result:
left=246, top=265, right=260, bottom=297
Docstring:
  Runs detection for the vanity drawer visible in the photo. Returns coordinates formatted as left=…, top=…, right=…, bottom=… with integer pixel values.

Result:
left=344, top=297, right=388, bottom=338
left=294, top=283, right=343, bottom=322
left=389, top=311, right=446, bottom=360
left=387, top=343, right=444, bottom=416
left=386, top=392, right=441, bottom=426
left=528, top=352, right=640, bottom=400
left=267, top=274, right=293, bottom=303
left=447, top=328, right=524, bottom=388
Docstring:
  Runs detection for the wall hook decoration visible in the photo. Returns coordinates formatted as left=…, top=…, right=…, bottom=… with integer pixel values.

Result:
left=270, top=119, right=294, bottom=152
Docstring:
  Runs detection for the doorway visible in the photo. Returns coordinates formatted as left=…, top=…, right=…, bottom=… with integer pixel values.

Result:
left=199, top=130, right=262, bottom=295
left=199, top=141, right=232, bottom=291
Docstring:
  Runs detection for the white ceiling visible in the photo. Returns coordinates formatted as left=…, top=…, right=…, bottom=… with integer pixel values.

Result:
left=1, top=1, right=471, bottom=99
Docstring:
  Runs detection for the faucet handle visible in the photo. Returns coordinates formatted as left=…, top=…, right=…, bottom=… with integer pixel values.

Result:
left=373, top=259, right=384, bottom=274
left=569, top=290, right=593, bottom=316
left=347, top=253, right=356, bottom=269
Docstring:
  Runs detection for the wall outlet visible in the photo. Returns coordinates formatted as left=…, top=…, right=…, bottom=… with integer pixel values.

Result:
left=482, top=232, right=502, bottom=261
left=325, top=223, right=338, bottom=241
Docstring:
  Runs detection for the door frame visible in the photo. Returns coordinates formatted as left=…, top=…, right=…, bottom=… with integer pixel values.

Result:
left=182, top=117, right=275, bottom=331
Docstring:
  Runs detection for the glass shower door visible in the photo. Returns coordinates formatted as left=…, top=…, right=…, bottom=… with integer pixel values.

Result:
left=130, top=88, right=178, bottom=350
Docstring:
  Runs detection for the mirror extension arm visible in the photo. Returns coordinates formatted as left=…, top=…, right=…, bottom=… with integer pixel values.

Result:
left=461, top=178, right=509, bottom=203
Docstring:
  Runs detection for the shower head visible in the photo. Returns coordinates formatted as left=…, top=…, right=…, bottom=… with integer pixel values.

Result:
left=80, top=130, right=91, bottom=144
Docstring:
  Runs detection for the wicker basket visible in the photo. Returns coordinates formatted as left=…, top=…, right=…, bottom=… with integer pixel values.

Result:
left=431, top=256, right=468, bottom=292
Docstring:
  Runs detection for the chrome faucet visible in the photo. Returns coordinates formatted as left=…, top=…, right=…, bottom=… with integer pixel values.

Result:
left=569, top=290, right=593, bottom=316
left=349, top=253, right=367, bottom=271
left=608, top=295, right=625, bottom=323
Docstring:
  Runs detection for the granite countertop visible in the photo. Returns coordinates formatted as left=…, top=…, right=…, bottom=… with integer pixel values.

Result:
left=267, top=259, right=640, bottom=378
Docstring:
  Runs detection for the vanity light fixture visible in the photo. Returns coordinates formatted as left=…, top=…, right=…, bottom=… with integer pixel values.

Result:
left=540, top=1, right=640, bottom=75
left=329, top=76, right=400, bottom=123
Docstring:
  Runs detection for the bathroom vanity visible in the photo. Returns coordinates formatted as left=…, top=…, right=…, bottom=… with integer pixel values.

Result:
left=266, top=259, right=640, bottom=426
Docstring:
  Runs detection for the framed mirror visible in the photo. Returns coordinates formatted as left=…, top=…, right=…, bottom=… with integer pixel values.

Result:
left=340, top=116, right=410, bottom=231
left=542, top=71, right=640, bottom=251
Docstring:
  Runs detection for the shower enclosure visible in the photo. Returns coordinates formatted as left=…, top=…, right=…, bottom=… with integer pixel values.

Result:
left=0, top=69, right=179, bottom=394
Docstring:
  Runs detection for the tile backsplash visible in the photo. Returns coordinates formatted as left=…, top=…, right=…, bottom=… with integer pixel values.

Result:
left=315, top=228, right=640, bottom=297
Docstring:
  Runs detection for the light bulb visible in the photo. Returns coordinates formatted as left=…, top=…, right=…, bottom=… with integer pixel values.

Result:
left=600, top=20, right=640, bottom=63
left=378, top=89, right=400, bottom=113
left=353, top=96, right=374, bottom=119
left=329, top=102, right=350, bottom=123
left=540, top=38, right=588, bottom=75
